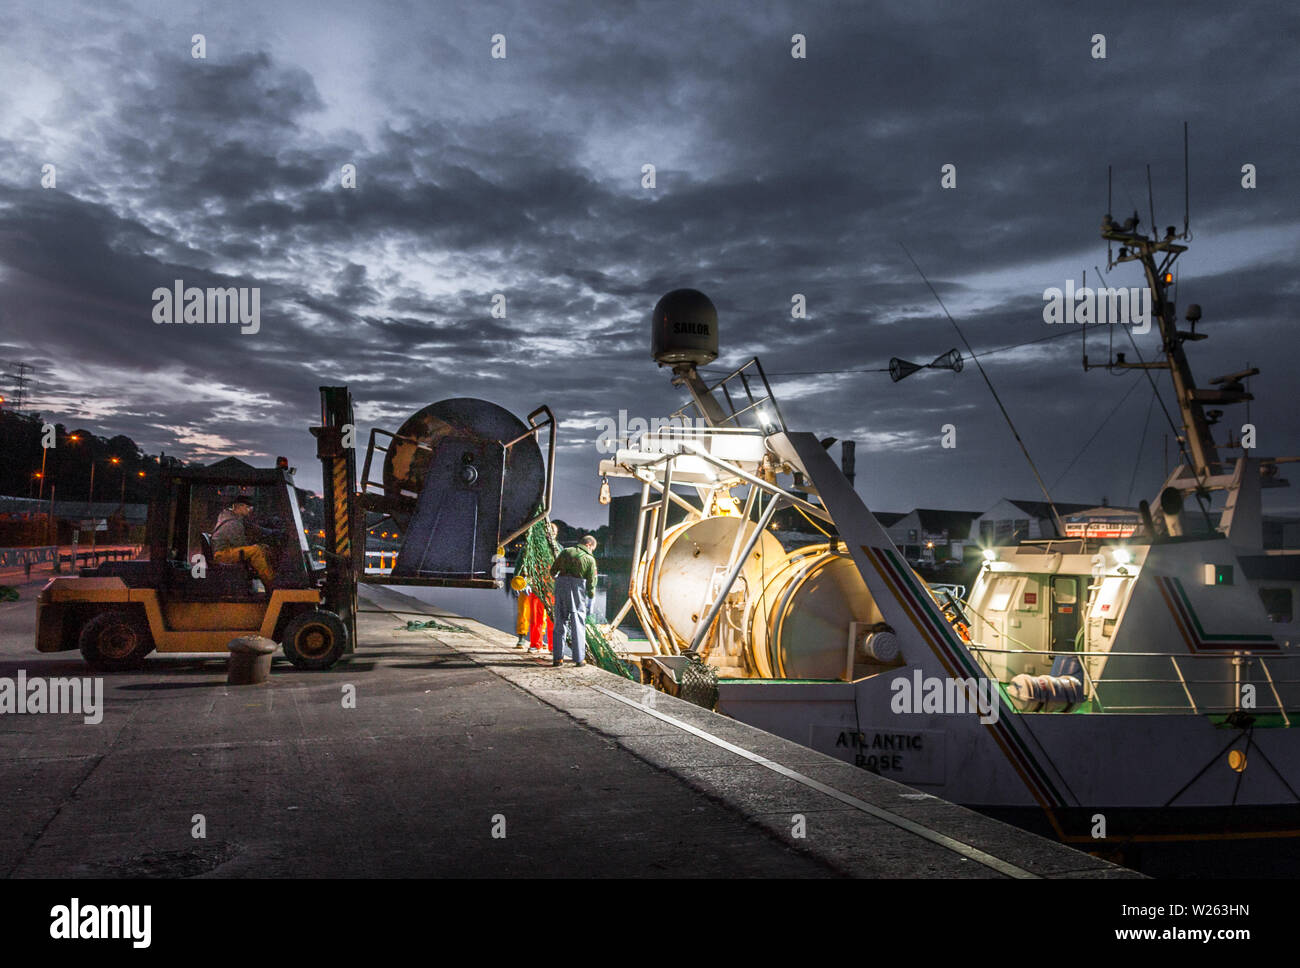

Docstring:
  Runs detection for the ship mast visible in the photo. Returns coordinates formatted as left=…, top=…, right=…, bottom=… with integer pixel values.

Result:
left=1080, top=144, right=1298, bottom=550
left=1083, top=174, right=1300, bottom=552
left=1093, top=214, right=1253, bottom=484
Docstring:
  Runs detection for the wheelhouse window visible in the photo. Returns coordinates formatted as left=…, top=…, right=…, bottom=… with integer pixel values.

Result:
left=1259, top=587, right=1293, bottom=624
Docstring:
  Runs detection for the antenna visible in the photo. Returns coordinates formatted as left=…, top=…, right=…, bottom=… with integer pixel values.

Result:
left=1182, top=121, right=1191, bottom=239
left=888, top=348, right=963, bottom=383
left=1107, top=165, right=1113, bottom=266
left=899, top=242, right=1066, bottom=536
left=1146, top=164, right=1156, bottom=239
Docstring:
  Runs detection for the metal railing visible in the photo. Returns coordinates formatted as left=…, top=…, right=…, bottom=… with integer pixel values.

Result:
left=362, top=550, right=400, bottom=575
left=358, top=427, right=430, bottom=502
left=620, top=443, right=830, bottom=657
left=672, top=357, right=787, bottom=434
left=966, top=642, right=1298, bottom=721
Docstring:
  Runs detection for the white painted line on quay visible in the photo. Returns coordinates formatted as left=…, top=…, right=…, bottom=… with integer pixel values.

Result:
left=590, top=684, right=1039, bottom=879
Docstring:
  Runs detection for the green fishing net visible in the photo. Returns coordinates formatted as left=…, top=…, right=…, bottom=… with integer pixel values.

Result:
left=399, top=618, right=469, bottom=633
left=515, top=517, right=635, bottom=680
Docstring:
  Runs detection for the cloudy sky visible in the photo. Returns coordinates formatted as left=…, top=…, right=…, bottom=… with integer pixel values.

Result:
left=2, top=0, right=1297, bottom=527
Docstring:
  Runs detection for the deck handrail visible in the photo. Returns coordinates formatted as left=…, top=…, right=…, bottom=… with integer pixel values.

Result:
left=966, top=642, right=1296, bottom=720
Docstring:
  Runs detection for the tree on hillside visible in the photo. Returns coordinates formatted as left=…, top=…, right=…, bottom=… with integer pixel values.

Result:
left=0, top=410, right=181, bottom=503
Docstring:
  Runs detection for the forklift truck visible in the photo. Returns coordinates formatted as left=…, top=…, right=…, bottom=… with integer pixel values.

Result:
left=35, top=387, right=362, bottom=670
left=35, top=386, right=555, bottom=671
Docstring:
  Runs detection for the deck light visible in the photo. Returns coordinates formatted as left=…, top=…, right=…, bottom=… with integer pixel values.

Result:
left=1113, top=547, right=1133, bottom=565
left=982, top=549, right=997, bottom=562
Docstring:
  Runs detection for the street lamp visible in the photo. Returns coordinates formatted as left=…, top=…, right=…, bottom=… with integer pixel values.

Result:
left=88, top=456, right=120, bottom=513
left=109, top=457, right=124, bottom=514
left=63, top=434, right=82, bottom=505
left=83, top=457, right=122, bottom=554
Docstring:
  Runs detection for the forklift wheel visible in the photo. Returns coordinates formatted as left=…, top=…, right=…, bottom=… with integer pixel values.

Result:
left=78, top=609, right=155, bottom=671
left=281, top=609, right=348, bottom=670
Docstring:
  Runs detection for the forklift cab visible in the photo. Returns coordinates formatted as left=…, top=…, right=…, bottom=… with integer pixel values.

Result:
left=163, top=478, right=315, bottom=598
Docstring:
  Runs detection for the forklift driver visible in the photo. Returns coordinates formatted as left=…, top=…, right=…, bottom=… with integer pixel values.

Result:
left=211, top=497, right=278, bottom=591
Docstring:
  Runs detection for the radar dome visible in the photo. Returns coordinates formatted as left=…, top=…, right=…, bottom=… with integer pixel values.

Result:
left=651, top=288, right=719, bottom=367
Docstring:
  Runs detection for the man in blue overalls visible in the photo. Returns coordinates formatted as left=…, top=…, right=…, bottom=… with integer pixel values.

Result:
left=549, top=535, right=597, bottom=667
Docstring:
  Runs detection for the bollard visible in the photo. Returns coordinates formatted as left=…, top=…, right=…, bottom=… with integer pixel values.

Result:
left=227, top=636, right=277, bottom=685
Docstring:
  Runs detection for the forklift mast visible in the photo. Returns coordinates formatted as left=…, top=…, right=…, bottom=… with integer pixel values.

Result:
left=144, top=456, right=179, bottom=565
left=312, top=386, right=360, bottom=652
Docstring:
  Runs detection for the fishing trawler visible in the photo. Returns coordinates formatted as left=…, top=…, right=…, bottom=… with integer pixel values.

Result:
left=599, top=211, right=1299, bottom=871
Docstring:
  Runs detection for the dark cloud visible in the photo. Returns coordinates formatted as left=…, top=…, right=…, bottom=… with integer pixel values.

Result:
left=1, top=0, right=1297, bottom=525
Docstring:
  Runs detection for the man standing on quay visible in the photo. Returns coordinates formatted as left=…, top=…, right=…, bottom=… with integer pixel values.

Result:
left=550, top=534, right=597, bottom=667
